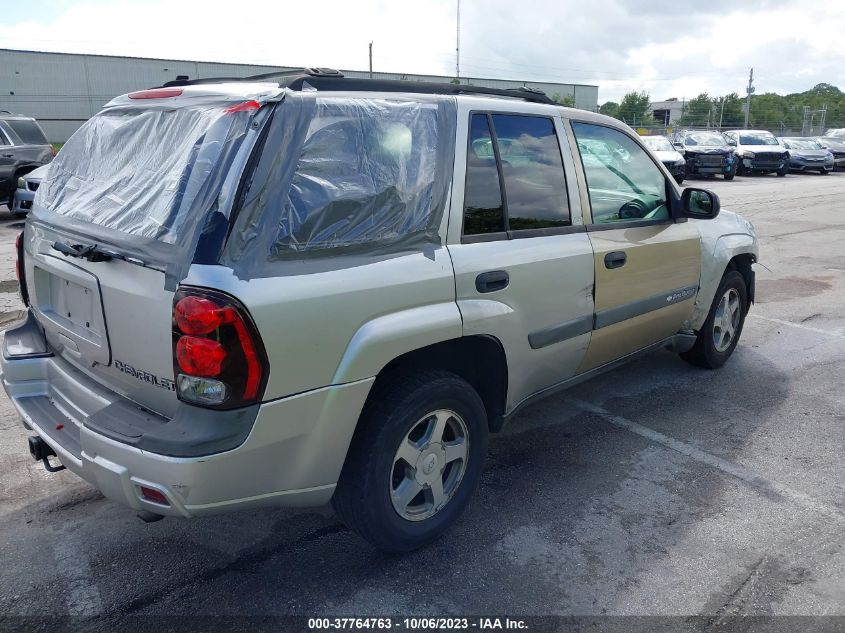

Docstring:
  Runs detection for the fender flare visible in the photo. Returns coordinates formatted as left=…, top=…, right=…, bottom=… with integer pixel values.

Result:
left=331, top=302, right=464, bottom=385
left=687, top=232, right=757, bottom=330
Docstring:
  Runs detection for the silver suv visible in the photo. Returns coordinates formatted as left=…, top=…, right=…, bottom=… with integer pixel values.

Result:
left=2, top=70, right=758, bottom=552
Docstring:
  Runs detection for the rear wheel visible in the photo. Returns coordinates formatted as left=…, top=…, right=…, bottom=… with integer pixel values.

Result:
left=681, top=270, right=748, bottom=369
left=333, top=370, right=489, bottom=552
left=724, top=172, right=734, bottom=181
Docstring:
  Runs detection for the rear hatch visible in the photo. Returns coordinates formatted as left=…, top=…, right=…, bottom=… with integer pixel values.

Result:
left=24, top=87, right=270, bottom=417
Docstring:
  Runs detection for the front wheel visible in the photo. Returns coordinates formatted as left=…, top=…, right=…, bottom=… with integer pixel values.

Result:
left=333, top=370, right=489, bottom=552
left=777, top=164, right=788, bottom=177
left=681, top=270, right=748, bottom=369
left=819, top=169, right=829, bottom=175
left=724, top=172, right=735, bottom=181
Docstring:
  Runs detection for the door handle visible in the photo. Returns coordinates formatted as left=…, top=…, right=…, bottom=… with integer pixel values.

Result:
left=1, top=154, right=13, bottom=158
left=475, top=270, right=509, bottom=293
left=604, top=251, right=627, bottom=269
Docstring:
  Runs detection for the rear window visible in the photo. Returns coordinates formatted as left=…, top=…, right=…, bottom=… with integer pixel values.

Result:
left=6, top=119, right=48, bottom=145
left=36, top=105, right=251, bottom=243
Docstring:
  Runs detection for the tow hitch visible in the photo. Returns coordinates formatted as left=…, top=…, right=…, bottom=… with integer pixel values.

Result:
left=28, top=436, right=66, bottom=473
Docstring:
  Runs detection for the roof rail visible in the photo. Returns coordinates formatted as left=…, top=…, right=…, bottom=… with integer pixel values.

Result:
left=159, top=70, right=553, bottom=104
left=162, top=67, right=344, bottom=87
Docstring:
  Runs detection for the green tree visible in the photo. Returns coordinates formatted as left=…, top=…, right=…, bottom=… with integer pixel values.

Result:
left=599, top=101, right=619, bottom=118
left=716, top=93, right=744, bottom=128
left=551, top=93, right=576, bottom=107
left=680, top=93, right=714, bottom=126
left=616, top=91, right=653, bottom=126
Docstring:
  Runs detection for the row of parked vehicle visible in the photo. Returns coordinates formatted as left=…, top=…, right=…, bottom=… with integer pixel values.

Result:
left=641, top=128, right=845, bottom=185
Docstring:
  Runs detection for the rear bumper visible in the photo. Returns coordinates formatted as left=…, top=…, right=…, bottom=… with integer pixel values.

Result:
left=1, top=314, right=373, bottom=517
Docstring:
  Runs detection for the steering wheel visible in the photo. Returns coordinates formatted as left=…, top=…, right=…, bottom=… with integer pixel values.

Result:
left=618, top=199, right=647, bottom=220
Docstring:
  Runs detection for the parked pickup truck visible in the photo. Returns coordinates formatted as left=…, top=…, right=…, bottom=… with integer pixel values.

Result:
left=2, top=71, right=758, bottom=552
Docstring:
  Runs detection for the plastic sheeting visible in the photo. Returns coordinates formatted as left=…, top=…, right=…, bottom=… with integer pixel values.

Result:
left=224, top=93, right=457, bottom=275
left=30, top=98, right=264, bottom=286
left=37, top=105, right=248, bottom=243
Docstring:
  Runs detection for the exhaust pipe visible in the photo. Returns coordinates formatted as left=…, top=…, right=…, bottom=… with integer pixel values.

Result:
left=28, top=436, right=65, bottom=472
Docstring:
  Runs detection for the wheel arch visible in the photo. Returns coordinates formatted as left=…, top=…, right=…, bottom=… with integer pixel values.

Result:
left=365, top=335, right=509, bottom=433
left=687, top=229, right=758, bottom=331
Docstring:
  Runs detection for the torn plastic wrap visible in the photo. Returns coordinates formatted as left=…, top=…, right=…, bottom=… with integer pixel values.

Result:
left=30, top=96, right=270, bottom=286
left=223, top=93, right=457, bottom=277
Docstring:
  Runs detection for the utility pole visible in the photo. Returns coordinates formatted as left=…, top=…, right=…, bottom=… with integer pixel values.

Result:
left=455, top=0, right=461, bottom=80
left=368, top=42, right=373, bottom=79
left=719, top=96, right=726, bottom=129
left=744, top=67, right=754, bottom=129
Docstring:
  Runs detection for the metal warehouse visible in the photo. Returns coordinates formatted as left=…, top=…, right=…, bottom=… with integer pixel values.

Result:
left=0, top=48, right=599, bottom=142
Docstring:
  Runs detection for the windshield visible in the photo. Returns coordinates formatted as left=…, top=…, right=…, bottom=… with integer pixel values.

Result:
left=685, top=132, right=725, bottom=146
left=35, top=104, right=252, bottom=244
left=784, top=139, right=822, bottom=150
left=822, top=138, right=845, bottom=149
left=642, top=136, right=674, bottom=152
left=739, top=132, right=779, bottom=145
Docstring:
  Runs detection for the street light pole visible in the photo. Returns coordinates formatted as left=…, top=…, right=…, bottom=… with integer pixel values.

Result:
left=744, top=68, right=754, bottom=129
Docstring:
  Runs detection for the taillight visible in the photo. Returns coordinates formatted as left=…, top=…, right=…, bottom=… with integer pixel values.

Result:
left=224, top=100, right=261, bottom=114
left=16, top=232, right=29, bottom=306
left=172, top=287, right=268, bottom=409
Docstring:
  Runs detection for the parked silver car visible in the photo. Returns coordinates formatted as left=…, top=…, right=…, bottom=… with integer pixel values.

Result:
left=815, top=137, right=845, bottom=168
left=779, top=137, right=834, bottom=174
left=2, top=71, right=758, bottom=551
left=10, top=163, right=49, bottom=216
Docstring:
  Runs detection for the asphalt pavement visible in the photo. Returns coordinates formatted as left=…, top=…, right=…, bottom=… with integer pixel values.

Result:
left=0, top=173, right=843, bottom=629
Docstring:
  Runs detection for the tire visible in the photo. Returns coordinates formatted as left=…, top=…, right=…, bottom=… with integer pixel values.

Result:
left=777, top=164, right=788, bottom=177
left=724, top=172, right=734, bottom=181
left=332, top=370, right=489, bottom=552
left=819, top=169, right=829, bottom=175
left=735, top=161, right=744, bottom=176
left=680, top=270, right=748, bottom=369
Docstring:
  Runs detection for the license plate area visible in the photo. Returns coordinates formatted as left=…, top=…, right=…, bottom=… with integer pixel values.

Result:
left=30, top=255, right=110, bottom=365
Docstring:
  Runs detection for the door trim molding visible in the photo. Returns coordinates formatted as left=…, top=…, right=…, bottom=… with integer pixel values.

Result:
left=526, top=284, right=698, bottom=350
left=594, top=284, right=698, bottom=329
left=528, top=314, right=593, bottom=350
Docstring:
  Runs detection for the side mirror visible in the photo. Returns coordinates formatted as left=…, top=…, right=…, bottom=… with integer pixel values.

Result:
left=673, top=142, right=684, bottom=150
left=727, top=139, right=737, bottom=147
left=681, top=188, right=720, bottom=220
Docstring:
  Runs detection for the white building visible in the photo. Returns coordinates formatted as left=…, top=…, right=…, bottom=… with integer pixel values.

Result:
left=1, top=48, right=599, bottom=142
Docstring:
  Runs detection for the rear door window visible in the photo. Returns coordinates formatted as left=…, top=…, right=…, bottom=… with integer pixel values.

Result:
left=463, top=114, right=506, bottom=236
left=462, top=112, right=570, bottom=240
left=491, top=114, right=570, bottom=232
left=6, top=119, right=48, bottom=145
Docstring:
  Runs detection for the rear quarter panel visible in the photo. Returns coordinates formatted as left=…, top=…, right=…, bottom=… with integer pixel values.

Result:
left=183, top=248, right=461, bottom=400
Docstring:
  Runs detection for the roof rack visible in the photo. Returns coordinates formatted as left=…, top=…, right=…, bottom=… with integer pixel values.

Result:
left=160, top=69, right=554, bottom=104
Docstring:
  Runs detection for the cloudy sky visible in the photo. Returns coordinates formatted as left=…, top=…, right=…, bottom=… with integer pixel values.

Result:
left=1, top=0, right=843, bottom=103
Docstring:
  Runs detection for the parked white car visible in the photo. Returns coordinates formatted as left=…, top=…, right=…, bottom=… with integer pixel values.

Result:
left=723, top=130, right=789, bottom=176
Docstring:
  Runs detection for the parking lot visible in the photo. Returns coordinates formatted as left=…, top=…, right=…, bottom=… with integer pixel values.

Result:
left=0, top=172, right=843, bottom=627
